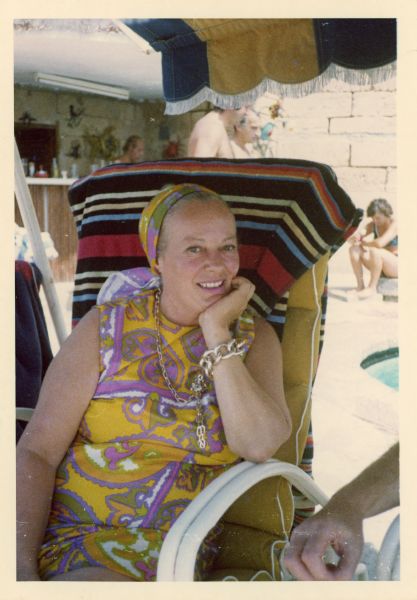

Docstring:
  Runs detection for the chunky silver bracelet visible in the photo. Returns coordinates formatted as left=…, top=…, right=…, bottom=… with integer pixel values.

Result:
left=199, top=338, right=246, bottom=378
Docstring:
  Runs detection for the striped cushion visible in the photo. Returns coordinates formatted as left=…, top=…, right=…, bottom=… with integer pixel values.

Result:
left=69, top=157, right=360, bottom=329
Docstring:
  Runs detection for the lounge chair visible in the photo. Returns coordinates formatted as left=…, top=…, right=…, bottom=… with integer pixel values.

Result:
left=67, top=156, right=363, bottom=580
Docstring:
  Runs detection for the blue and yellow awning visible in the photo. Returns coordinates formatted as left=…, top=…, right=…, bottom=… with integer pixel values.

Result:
left=122, top=18, right=396, bottom=114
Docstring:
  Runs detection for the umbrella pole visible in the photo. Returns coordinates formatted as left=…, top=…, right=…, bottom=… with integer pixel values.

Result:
left=14, top=139, right=68, bottom=346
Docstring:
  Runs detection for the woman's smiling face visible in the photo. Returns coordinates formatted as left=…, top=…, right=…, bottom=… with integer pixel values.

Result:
left=156, top=198, right=239, bottom=325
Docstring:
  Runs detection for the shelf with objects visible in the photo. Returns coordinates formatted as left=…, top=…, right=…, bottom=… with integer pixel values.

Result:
left=15, top=176, right=78, bottom=284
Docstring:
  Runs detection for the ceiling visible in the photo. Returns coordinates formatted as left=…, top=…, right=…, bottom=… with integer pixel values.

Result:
left=14, top=19, right=164, bottom=102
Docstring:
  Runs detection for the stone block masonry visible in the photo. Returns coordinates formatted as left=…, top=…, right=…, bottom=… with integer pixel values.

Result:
left=257, top=80, right=396, bottom=210
left=353, top=92, right=396, bottom=117
left=330, top=117, right=395, bottom=135
left=351, top=138, right=396, bottom=168
left=275, top=136, right=350, bottom=167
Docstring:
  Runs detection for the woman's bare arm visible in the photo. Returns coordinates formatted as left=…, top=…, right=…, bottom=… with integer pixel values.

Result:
left=362, top=220, right=397, bottom=249
left=16, top=308, right=100, bottom=579
left=348, top=219, right=373, bottom=244
left=199, top=278, right=291, bottom=462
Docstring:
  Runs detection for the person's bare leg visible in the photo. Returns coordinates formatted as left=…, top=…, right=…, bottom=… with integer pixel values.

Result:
left=380, top=250, right=398, bottom=278
left=348, top=245, right=366, bottom=291
left=357, top=248, right=383, bottom=298
left=48, top=566, right=135, bottom=581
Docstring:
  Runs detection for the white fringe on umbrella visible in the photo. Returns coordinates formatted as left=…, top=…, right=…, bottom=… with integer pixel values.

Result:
left=164, top=62, right=396, bottom=115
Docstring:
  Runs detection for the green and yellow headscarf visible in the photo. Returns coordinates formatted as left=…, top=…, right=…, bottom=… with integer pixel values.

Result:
left=139, top=183, right=217, bottom=273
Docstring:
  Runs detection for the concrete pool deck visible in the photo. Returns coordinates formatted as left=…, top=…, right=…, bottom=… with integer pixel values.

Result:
left=312, top=265, right=399, bottom=556
left=42, top=263, right=399, bottom=564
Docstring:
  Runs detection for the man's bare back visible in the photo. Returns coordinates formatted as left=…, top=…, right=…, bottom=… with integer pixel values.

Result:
left=187, top=108, right=246, bottom=158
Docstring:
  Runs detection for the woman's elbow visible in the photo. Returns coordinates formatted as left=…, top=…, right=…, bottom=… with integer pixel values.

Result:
left=238, top=418, right=293, bottom=463
left=276, top=404, right=292, bottom=445
left=268, top=412, right=293, bottom=459
left=271, top=415, right=292, bottom=456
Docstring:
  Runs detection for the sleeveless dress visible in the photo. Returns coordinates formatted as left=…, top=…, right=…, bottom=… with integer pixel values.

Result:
left=38, top=289, right=255, bottom=580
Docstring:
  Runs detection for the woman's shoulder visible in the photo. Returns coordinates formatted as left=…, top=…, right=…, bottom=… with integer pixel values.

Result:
left=97, top=288, right=155, bottom=310
left=236, top=309, right=279, bottom=339
left=253, top=315, right=278, bottom=339
left=96, top=290, right=156, bottom=335
left=233, top=307, right=256, bottom=350
left=236, top=309, right=281, bottom=351
left=389, top=217, right=398, bottom=230
left=362, top=218, right=374, bottom=233
left=245, top=315, right=282, bottom=362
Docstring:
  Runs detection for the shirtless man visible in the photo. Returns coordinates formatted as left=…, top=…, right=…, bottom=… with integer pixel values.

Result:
left=187, top=107, right=247, bottom=158
left=230, top=109, right=260, bottom=158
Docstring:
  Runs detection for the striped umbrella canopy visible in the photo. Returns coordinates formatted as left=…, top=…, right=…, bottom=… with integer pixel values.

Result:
left=120, top=18, right=396, bottom=114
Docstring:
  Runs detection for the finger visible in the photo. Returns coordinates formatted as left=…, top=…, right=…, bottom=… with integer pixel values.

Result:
left=244, top=284, right=255, bottom=303
left=328, top=542, right=362, bottom=581
left=298, top=537, right=340, bottom=581
left=231, top=276, right=251, bottom=287
left=283, top=541, right=315, bottom=581
left=230, top=278, right=255, bottom=301
left=285, top=523, right=342, bottom=581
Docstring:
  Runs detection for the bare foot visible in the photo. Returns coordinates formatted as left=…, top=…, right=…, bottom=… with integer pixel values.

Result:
left=357, top=287, right=377, bottom=300
left=346, top=289, right=359, bottom=301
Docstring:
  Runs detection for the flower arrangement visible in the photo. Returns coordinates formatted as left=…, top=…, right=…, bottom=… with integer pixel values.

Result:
left=82, top=126, right=120, bottom=162
left=253, top=99, right=285, bottom=158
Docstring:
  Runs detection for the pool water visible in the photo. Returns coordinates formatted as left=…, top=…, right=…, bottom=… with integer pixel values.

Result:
left=361, top=348, right=399, bottom=391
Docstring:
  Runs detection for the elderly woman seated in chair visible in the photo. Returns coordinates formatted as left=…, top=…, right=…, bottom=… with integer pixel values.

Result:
left=17, top=184, right=291, bottom=581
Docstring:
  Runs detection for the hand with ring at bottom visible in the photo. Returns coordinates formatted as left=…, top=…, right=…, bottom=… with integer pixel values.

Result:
left=283, top=503, right=364, bottom=581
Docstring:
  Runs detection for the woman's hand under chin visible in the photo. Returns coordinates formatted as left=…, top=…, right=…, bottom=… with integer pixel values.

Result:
left=198, top=277, right=255, bottom=348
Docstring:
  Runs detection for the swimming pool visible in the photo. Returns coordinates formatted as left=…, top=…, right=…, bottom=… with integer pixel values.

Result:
left=361, top=347, right=399, bottom=391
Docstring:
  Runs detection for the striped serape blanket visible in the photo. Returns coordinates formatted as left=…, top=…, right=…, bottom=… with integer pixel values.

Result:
left=68, top=157, right=361, bottom=331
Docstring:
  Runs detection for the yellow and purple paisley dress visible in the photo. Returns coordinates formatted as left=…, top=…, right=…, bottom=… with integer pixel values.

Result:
left=38, top=289, right=255, bottom=580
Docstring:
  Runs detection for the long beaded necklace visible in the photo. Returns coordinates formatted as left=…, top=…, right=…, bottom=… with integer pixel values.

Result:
left=153, top=288, right=208, bottom=450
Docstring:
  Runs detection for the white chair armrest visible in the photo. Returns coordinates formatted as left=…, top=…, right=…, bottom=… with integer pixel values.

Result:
left=376, top=514, right=400, bottom=580
left=157, top=458, right=328, bottom=581
left=16, top=407, right=34, bottom=422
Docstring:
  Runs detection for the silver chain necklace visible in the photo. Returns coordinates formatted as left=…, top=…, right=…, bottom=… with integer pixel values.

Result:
left=153, top=289, right=207, bottom=449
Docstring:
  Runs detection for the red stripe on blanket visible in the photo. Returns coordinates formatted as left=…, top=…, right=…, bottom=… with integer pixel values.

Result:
left=78, top=235, right=144, bottom=259
left=240, top=245, right=294, bottom=295
left=238, top=244, right=265, bottom=269
left=258, top=250, right=294, bottom=295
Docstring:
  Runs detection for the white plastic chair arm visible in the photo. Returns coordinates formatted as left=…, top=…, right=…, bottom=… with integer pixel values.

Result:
left=376, top=514, right=400, bottom=580
left=16, top=407, right=34, bottom=422
left=157, top=459, right=328, bottom=581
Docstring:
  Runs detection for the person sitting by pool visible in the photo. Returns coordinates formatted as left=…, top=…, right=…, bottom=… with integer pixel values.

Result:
left=347, top=198, right=398, bottom=299
left=16, top=183, right=291, bottom=582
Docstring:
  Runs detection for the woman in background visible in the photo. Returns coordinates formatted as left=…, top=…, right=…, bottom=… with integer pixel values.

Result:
left=348, top=198, right=398, bottom=299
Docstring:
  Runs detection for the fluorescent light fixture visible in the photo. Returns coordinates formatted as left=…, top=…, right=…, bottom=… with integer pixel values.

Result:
left=34, top=72, right=130, bottom=100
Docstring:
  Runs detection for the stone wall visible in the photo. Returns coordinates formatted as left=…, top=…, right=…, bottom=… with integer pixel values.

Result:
left=254, top=76, right=396, bottom=215
left=14, top=86, right=189, bottom=177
